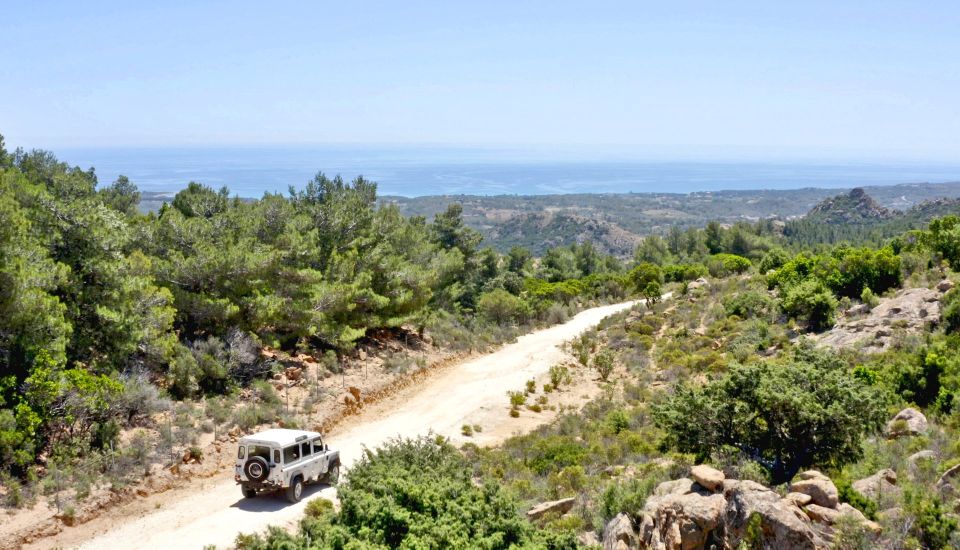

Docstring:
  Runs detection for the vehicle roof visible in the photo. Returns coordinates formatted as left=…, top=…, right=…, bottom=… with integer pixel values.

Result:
left=239, top=428, right=322, bottom=447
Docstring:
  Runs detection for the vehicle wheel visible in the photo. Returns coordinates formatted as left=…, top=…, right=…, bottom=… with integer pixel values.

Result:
left=243, top=456, right=269, bottom=483
left=242, top=486, right=257, bottom=499
left=286, top=476, right=304, bottom=503
left=325, top=463, right=340, bottom=486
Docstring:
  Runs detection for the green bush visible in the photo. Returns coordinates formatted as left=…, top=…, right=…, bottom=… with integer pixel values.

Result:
left=477, top=289, right=531, bottom=326
left=723, top=291, right=775, bottom=319
left=654, top=348, right=888, bottom=484
left=780, top=279, right=838, bottom=331
left=707, top=254, right=752, bottom=277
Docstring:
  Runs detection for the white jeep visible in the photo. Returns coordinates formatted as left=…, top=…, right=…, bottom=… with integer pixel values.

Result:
left=234, top=428, right=341, bottom=503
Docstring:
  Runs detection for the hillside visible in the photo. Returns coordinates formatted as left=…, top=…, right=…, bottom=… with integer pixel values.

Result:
left=804, top=187, right=893, bottom=224
left=785, top=188, right=960, bottom=245
left=382, top=182, right=960, bottom=254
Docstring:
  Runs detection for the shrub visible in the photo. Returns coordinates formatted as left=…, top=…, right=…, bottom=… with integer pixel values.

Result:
left=943, top=288, right=960, bottom=334
left=759, top=248, right=791, bottom=273
left=477, top=289, right=531, bottom=326
left=549, top=365, right=571, bottom=389
left=507, top=391, right=526, bottom=409
left=654, top=350, right=889, bottom=484
left=461, top=424, right=473, bottom=437
left=707, top=254, right=752, bottom=277
left=723, top=291, right=774, bottom=319
left=303, top=497, right=334, bottom=519
left=860, top=287, right=880, bottom=309
left=593, top=350, right=615, bottom=381
left=663, top=263, right=708, bottom=283
left=780, top=279, right=838, bottom=331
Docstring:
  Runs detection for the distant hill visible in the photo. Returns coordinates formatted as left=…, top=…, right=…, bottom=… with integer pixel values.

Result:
left=804, top=188, right=894, bottom=225
left=785, top=188, right=960, bottom=245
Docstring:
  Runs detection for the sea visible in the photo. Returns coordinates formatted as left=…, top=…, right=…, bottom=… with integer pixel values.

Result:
left=55, top=146, right=960, bottom=198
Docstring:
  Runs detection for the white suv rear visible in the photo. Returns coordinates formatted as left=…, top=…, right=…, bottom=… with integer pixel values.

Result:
left=234, top=428, right=340, bottom=503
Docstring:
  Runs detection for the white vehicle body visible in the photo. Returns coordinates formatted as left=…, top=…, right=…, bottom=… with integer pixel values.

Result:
left=234, top=428, right=340, bottom=502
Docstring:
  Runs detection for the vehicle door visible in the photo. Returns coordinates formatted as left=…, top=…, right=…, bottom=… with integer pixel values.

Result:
left=311, top=437, right=329, bottom=474
left=300, top=440, right=321, bottom=481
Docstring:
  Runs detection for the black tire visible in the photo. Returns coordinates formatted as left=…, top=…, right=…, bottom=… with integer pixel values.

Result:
left=286, top=476, right=304, bottom=503
left=243, top=456, right=269, bottom=482
left=325, top=463, right=340, bottom=486
left=242, top=486, right=257, bottom=499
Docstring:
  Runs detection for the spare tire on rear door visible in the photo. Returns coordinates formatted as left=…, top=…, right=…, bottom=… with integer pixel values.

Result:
left=244, top=455, right=269, bottom=482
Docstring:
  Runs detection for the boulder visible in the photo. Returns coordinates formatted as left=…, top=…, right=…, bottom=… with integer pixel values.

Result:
left=804, top=504, right=840, bottom=524
left=886, top=407, right=928, bottom=438
left=638, top=491, right=726, bottom=550
left=577, top=531, right=601, bottom=547
left=938, top=279, right=955, bottom=292
left=527, top=497, right=575, bottom=521
left=937, top=464, right=960, bottom=496
left=797, top=470, right=830, bottom=481
left=284, top=366, right=302, bottom=381
left=790, top=472, right=839, bottom=508
left=602, top=513, right=636, bottom=550
left=784, top=492, right=812, bottom=507
left=654, top=477, right=699, bottom=497
left=907, top=450, right=937, bottom=464
left=852, top=469, right=899, bottom=501
left=688, top=277, right=710, bottom=290
left=690, top=464, right=725, bottom=492
left=722, top=480, right=821, bottom=549
left=638, top=478, right=821, bottom=550
left=845, top=303, right=870, bottom=317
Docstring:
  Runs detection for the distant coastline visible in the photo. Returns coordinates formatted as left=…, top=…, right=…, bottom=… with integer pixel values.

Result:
left=57, top=146, right=960, bottom=199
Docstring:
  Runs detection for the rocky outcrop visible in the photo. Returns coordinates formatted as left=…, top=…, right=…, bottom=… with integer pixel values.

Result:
left=687, top=278, right=710, bottom=290
left=608, top=470, right=878, bottom=549
left=527, top=497, right=575, bottom=520
left=790, top=471, right=839, bottom=508
left=689, top=464, right=724, bottom=491
left=907, top=450, right=936, bottom=464
left=852, top=469, right=899, bottom=501
left=937, top=464, right=960, bottom=497
left=603, top=513, right=637, bottom=550
left=886, top=407, right=928, bottom=438
left=804, top=188, right=893, bottom=225
left=814, top=288, right=940, bottom=353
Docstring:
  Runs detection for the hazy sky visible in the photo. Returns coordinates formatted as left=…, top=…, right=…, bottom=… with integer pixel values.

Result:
left=2, top=1, right=958, bottom=160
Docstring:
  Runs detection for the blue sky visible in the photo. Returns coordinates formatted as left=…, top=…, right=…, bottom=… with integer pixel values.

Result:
left=2, top=1, right=958, bottom=160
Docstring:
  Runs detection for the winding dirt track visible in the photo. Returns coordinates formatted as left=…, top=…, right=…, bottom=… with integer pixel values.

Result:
left=37, top=299, right=643, bottom=550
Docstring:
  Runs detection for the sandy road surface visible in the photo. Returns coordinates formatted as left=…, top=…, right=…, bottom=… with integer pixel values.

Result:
left=37, top=299, right=644, bottom=550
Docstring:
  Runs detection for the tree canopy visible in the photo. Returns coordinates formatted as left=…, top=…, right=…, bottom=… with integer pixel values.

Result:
left=654, top=347, right=888, bottom=484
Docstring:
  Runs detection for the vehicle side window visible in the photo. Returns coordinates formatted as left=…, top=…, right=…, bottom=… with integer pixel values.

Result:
left=273, top=449, right=281, bottom=464
left=301, top=442, right=311, bottom=457
left=312, top=438, right=324, bottom=453
left=237, top=446, right=246, bottom=459
left=283, top=445, right=299, bottom=464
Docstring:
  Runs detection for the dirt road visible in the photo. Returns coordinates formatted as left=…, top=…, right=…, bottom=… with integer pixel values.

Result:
left=34, top=299, right=644, bottom=550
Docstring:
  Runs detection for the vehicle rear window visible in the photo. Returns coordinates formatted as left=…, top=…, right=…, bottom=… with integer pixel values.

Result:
left=237, top=446, right=245, bottom=459
left=283, top=445, right=300, bottom=464
left=247, top=445, right=271, bottom=461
